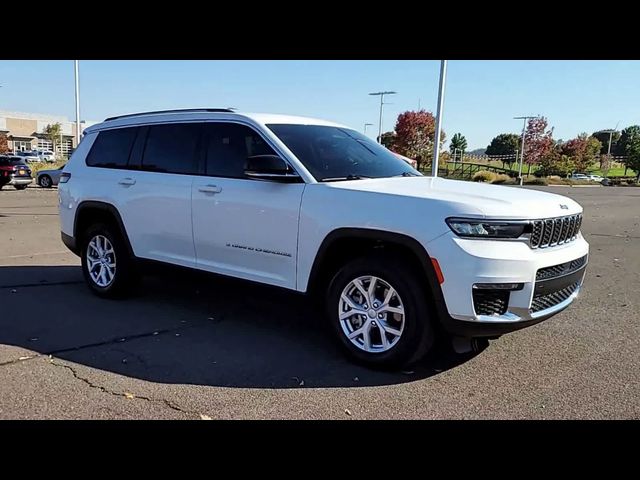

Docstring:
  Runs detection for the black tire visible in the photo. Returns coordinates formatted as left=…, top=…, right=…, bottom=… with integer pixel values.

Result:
left=326, top=252, right=434, bottom=369
left=39, top=175, right=52, bottom=188
left=80, top=222, right=138, bottom=299
left=14, top=184, right=28, bottom=190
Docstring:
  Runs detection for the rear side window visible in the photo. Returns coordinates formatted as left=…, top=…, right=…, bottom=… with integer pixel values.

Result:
left=86, top=127, right=138, bottom=169
left=141, top=123, right=201, bottom=175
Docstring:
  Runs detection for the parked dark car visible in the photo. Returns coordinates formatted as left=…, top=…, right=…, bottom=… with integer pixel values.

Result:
left=0, top=156, right=33, bottom=190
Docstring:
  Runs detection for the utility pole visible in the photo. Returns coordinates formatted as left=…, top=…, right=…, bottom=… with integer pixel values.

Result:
left=369, top=91, right=397, bottom=144
left=74, top=60, right=81, bottom=147
left=514, top=115, right=538, bottom=186
left=597, top=123, right=619, bottom=178
left=432, top=60, right=448, bottom=177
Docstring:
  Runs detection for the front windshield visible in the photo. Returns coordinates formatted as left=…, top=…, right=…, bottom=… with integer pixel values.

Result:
left=267, top=124, right=421, bottom=181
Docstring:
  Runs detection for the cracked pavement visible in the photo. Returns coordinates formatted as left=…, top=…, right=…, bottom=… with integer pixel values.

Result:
left=0, top=186, right=639, bottom=419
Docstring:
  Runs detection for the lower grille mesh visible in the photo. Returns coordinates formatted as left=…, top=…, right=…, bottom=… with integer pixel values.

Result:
left=531, top=282, right=580, bottom=313
left=473, top=290, right=510, bottom=316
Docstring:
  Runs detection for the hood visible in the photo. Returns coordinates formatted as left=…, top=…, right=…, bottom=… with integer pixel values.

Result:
left=326, top=176, right=583, bottom=219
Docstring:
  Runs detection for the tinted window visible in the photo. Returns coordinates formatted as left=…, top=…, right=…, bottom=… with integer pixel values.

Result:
left=141, top=123, right=201, bottom=175
left=0, top=157, right=26, bottom=166
left=267, top=124, right=419, bottom=181
left=86, top=127, right=138, bottom=169
left=204, top=123, right=276, bottom=178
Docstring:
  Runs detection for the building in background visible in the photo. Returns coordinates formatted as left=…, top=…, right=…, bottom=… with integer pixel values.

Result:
left=0, top=110, right=98, bottom=156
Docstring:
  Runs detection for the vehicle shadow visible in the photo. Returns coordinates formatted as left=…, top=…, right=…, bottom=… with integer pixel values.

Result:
left=0, top=265, right=485, bottom=389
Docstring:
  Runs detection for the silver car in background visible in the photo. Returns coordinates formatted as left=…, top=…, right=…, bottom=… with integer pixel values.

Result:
left=36, top=165, right=65, bottom=188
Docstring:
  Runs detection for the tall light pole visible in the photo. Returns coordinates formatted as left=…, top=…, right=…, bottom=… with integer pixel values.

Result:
left=432, top=60, right=448, bottom=177
left=369, top=91, right=396, bottom=144
left=364, top=122, right=374, bottom=135
left=74, top=60, right=81, bottom=147
left=514, top=115, right=538, bottom=186
left=597, top=123, right=619, bottom=178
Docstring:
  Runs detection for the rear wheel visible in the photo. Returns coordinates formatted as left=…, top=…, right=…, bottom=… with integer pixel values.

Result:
left=80, top=223, right=138, bottom=298
left=326, top=253, right=434, bottom=369
left=38, top=175, right=52, bottom=188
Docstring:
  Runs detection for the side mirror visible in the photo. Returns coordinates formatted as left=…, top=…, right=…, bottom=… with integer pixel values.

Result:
left=244, top=155, right=301, bottom=183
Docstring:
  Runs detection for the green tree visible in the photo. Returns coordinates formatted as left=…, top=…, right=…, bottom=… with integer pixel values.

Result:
left=449, top=133, right=467, bottom=161
left=486, top=133, right=520, bottom=168
left=379, top=131, right=396, bottom=150
left=618, top=125, right=640, bottom=180
left=43, top=123, right=62, bottom=157
left=592, top=129, right=621, bottom=155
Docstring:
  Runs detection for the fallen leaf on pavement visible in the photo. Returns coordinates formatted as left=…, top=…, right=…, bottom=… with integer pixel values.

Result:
left=124, top=392, right=135, bottom=399
left=344, top=409, right=352, bottom=416
left=200, top=414, right=212, bottom=420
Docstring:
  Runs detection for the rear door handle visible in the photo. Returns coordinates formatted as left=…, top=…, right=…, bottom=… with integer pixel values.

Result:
left=198, top=184, right=222, bottom=194
left=118, top=178, right=136, bottom=186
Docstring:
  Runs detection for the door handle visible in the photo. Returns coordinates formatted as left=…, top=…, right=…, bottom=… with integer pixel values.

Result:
left=198, top=184, right=222, bottom=194
left=118, top=178, right=136, bottom=186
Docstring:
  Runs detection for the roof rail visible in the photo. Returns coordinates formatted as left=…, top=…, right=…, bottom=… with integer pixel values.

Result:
left=104, top=108, right=235, bottom=122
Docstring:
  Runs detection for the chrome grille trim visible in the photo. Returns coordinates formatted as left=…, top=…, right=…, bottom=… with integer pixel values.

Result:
left=530, top=213, right=583, bottom=249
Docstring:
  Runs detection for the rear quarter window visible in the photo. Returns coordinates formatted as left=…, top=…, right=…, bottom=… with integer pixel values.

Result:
left=85, top=127, right=139, bottom=169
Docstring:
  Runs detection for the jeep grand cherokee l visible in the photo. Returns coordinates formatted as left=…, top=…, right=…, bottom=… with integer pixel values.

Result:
left=58, top=108, right=589, bottom=368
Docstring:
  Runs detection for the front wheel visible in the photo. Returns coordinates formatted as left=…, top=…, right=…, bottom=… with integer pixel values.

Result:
left=326, top=253, right=434, bottom=369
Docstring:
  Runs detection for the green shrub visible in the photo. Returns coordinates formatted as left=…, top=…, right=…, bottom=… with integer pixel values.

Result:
left=524, top=177, right=548, bottom=186
left=473, top=170, right=497, bottom=183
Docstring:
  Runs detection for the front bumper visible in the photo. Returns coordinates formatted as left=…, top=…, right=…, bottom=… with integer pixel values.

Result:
left=427, top=231, right=589, bottom=337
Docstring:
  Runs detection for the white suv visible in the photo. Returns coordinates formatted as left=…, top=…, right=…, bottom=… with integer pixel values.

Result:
left=58, top=109, right=589, bottom=368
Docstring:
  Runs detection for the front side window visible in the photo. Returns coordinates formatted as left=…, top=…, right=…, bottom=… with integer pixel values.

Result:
left=266, top=124, right=420, bottom=181
left=204, top=122, right=277, bottom=178
left=141, top=123, right=201, bottom=175
left=86, top=127, right=138, bottom=169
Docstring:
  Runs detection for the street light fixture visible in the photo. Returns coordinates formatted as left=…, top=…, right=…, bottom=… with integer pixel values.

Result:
left=369, top=91, right=396, bottom=144
left=364, top=123, right=374, bottom=135
left=513, top=115, right=539, bottom=186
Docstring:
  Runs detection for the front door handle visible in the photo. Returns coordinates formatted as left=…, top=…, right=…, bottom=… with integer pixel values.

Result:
left=118, top=178, right=136, bottom=186
left=198, top=184, right=222, bottom=194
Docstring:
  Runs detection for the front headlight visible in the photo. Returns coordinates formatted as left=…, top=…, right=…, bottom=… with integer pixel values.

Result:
left=446, top=218, right=528, bottom=239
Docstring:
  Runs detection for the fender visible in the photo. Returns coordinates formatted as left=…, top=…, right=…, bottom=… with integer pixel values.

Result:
left=307, top=227, right=450, bottom=308
left=73, top=201, right=136, bottom=258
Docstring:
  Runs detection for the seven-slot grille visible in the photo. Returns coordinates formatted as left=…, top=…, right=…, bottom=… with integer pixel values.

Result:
left=530, top=214, right=582, bottom=249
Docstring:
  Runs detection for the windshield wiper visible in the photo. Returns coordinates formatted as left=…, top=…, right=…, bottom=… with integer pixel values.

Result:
left=320, top=174, right=370, bottom=182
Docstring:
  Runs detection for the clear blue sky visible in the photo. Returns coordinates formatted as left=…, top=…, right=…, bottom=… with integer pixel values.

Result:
left=1, top=60, right=637, bottom=150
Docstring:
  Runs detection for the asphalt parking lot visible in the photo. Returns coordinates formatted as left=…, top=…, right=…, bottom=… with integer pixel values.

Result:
left=0, top=184, right=638, bottom=419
